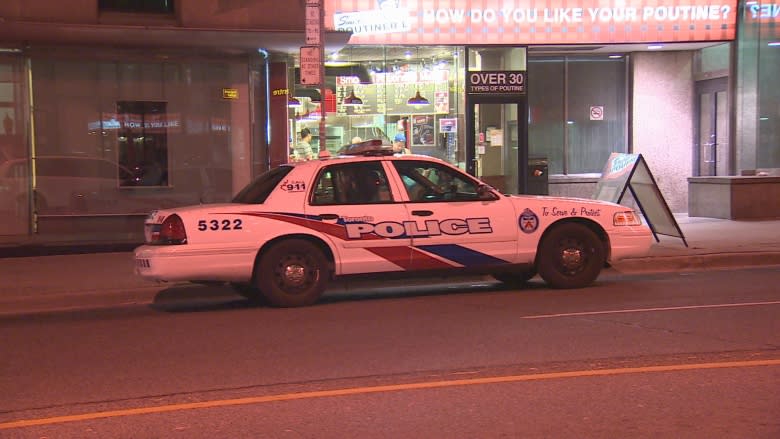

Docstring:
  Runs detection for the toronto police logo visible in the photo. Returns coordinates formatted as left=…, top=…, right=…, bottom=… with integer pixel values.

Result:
left=519, top=208, right=539, bottom=234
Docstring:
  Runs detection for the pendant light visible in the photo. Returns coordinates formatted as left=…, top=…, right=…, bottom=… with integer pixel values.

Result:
left=407, top=48, right=430, bottom=106
left=341, top=47, right=364, bottom=107
left=342, top=88, right=364, bottom=106
left=407, top=90, right=429, bottom=106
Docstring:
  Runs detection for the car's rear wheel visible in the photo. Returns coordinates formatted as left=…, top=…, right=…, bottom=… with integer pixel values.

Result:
left=537, top=222, right=605, bottom=289
left=492, top=269, right=537, bottom=287
left=255, top=239, right=329, bottom=307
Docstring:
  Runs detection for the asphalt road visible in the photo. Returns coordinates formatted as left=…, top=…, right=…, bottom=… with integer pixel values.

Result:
left=1, top=267, right=779, bottom=438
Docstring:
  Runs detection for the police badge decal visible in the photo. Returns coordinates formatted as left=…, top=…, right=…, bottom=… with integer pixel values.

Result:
left=519, top=208, right=539, bottom=234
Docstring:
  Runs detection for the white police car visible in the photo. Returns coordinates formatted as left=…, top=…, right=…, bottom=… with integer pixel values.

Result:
left=135, top=141, right=653, bottom=307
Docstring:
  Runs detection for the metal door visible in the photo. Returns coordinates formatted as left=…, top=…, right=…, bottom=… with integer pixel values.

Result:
left=694, top=77, right=729, bottom=176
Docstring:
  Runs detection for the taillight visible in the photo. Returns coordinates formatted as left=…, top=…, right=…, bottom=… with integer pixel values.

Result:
left=155, top=214, right=187, bottom=245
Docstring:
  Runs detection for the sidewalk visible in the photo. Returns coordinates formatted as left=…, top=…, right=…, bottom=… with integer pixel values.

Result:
left=1, top=214, right=779, bottom=314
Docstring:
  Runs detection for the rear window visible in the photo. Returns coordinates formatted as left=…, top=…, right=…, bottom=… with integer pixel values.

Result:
left=232, top=166, right=293, bottom=204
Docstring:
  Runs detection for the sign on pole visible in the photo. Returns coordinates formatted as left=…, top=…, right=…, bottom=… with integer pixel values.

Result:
left=300, top=46, right=321, bottom=85
left=305, top=4, right=321, bottom=45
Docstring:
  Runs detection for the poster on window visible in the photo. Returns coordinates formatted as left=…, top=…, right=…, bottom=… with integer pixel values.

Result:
left=411, top=115, right=435, bottom=147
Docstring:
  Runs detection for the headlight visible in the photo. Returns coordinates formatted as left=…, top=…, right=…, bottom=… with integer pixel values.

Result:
left=613, top=211, right=642, bottom=226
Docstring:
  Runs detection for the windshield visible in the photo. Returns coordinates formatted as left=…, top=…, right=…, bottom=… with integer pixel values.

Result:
left=231, top=166, right=293, bottom=204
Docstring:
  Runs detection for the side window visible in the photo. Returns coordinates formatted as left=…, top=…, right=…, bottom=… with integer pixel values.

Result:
left=393, top=161, right=482, bottom=202
left=311, top=162, right=392, bottom=205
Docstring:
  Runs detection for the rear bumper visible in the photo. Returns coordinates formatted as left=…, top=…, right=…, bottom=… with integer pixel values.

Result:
left=134, top=244, right=256, bottom=283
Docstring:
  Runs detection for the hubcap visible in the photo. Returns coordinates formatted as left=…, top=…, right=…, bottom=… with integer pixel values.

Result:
left=560, top=247, right=584, bottom=271
left=283, top=263, right=307, bottom=287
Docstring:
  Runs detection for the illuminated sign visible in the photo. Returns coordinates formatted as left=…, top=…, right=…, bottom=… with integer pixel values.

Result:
left=222, top=88, right=239, bottom=100
left=467, top=71, right=526, bottom=95
left=325, top=0, right=739, bottom=45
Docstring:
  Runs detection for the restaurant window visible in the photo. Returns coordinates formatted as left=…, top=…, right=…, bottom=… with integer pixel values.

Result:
left=289, top=46, right=465, bottom=166
left=528, top=55, right=628, bottom=175
left=117, top=101, right=169, bottom=187
left=98, top=0, right=175, bottom=14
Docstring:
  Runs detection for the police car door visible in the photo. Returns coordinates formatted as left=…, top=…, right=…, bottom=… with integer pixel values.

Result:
left=391, top=160, right=520, bottom=270
left=306, top=161, right=413, bottom=275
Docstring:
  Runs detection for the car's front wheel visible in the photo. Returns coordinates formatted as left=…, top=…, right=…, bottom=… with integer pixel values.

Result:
left=255, top=239, right=330, bottom=307
left=537, top=222, right=605, bottom=289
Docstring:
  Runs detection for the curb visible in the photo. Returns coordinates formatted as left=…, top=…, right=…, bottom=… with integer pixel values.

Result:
left=611, top=251, right=780, bottom=273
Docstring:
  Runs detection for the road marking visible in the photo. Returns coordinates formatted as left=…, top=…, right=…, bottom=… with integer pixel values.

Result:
left=2, top=358, right=779, bottom=430
left=521, top=300, right=780, bottom=319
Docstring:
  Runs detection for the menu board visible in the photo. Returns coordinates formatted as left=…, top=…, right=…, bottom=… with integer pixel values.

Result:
left=337, top=82, right=447, bottom=116
left=594, top=153, right=687, bottom=246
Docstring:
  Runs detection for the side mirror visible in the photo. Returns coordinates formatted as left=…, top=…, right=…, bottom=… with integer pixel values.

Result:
left=476, top=184, right=498, bottom=200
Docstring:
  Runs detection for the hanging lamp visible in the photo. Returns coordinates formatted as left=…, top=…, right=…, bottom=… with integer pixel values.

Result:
left=407, top=48, right=430, bottom=106
left=341, top=47, right=364, bottom=107
left=342, top=88, right=364, bottom=106
left=407, top=90, right=429, bottom=106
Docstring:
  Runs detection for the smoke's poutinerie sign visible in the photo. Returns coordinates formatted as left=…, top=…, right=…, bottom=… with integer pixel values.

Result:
left=325, top=0, right=739, bottom=45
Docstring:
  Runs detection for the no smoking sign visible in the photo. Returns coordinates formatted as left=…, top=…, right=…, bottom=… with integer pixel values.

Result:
left=590, top=106, right=604, bottom=121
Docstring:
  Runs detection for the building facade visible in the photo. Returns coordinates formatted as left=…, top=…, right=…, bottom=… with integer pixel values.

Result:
left=0, top=0, right=777, bottom=248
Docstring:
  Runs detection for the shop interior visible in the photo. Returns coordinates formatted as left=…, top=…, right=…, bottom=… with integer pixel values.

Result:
left=288, top=45, right=465, bottom=163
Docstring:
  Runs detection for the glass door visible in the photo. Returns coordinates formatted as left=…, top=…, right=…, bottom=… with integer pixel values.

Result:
left=465, top=46, right=529, bottom=194
left=695, top=77, right=729, bottom=176
left=0, top=53, right=30, bottom=236
left=469, top=103, right=520, bottom=194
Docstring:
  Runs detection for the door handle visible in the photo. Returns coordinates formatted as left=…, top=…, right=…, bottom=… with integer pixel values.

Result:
left=411, top=210, right=433, bottom=217
left=319, top=213, right=339, bottom=220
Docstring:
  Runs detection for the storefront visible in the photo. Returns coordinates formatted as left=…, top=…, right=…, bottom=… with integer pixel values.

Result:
left=0, top=48, right=262, bottom=241
left=1, top=0, right=777, bottom=249
left=283, top=0, right=758, bottom=210
left=0, top=1, right=350, bottom=246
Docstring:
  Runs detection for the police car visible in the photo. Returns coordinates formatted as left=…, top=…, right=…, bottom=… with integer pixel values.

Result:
left=134, top=141, right=653, bottom=307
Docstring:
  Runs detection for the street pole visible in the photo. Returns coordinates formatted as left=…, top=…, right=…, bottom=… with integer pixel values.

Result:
left=318, top=1, right=329, bottom=158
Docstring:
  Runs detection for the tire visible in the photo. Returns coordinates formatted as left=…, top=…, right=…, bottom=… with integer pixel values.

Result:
left=255, top=239, right=330, bottom=307
left=537, top=222, right=605, bottom=289
left=492, top=269, right=537, bottom=287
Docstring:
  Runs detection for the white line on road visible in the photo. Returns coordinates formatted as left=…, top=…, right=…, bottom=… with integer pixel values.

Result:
left=521, top=300, right=780, bottom=319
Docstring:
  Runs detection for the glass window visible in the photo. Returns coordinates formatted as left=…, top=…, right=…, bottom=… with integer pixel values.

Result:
left=290, top=46, right=465, bottom=165
left=311, top=161, right=391, bottom=205
left=117, top=101, right=169, bottom=187
left=98, top=0, right=175, bottom=14
left=392, top=160, right=482, bottom=202
left=756, top=43, right=780, bottom=168
left=528, top=56, right=628, bottom=175
left=31, top=56, right=244, bottom=216
left=736, top=9, right=780, bottom=170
